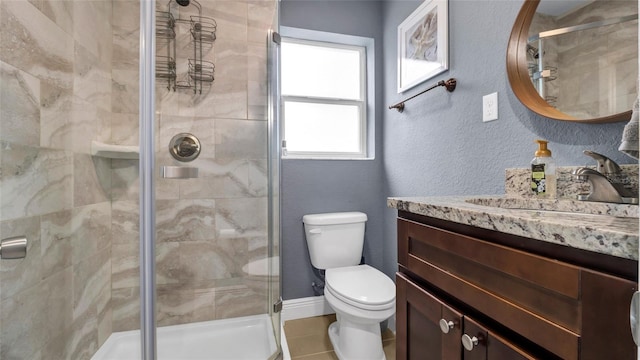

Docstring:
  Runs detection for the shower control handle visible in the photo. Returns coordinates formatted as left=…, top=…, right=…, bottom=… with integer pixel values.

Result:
left=169, top=133, right=201, bottom=162
left=0, top=236, right=27, bottom=259
left=161, top=166, right=199, bottom=179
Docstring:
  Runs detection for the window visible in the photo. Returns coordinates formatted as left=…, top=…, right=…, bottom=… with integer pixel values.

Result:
left=280, top=29, right=373, bottom=159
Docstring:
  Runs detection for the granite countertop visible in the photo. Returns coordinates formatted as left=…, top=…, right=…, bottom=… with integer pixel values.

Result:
left=388, top=196, right=639, bottom=261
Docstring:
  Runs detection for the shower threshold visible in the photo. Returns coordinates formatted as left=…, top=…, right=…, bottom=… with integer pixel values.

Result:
left=92, top=314, right=278, bottom=360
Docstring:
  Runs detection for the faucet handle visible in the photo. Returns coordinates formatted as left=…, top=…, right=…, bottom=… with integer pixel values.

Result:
left=583, top=150, right=622, bottom=175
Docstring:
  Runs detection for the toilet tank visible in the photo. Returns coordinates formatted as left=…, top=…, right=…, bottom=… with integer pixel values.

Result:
left=303, top=212, right=367, bottom=270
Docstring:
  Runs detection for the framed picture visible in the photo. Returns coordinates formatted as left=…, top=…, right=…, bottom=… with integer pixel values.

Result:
left=397, top=0, right=449, bottom=93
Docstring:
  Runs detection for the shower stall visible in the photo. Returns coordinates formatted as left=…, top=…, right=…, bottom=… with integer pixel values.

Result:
left=0, top=0, right=282, bottom=358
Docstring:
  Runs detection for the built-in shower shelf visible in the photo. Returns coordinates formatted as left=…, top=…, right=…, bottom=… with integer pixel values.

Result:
left=91, top=141, right=139, bottom=159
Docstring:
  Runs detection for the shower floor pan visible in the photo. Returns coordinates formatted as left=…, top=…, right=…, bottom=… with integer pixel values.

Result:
left=92, top=314, right=278, bottom=360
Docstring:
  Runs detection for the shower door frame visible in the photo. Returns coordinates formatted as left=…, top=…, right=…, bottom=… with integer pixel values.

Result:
left=139, top=0, right=157, bottom=358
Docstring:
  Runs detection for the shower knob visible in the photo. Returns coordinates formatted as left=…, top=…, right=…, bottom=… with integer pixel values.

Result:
left=169, top=133, right=201, bottom=162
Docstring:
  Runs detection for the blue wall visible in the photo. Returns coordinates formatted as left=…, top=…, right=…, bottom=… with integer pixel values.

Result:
left=280, top=0, right=385, bottom=300
left=380, top=0, right=633, bottom=278
left=281, top=0, right=635, bottom=299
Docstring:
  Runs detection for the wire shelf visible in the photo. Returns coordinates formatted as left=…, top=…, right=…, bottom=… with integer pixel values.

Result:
left=188, top=59, right=214, bottom=83
left=190, top=16, right=217, bottom=43
left=156, top=56, right=176, bottom=79
left=545, top=96, right=557, bottom=106
left=156, top=11, right=176, bottom=39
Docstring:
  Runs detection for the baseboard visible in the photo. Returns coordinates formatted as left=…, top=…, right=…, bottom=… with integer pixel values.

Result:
left=281, top=295, right=397, bottom=334
left=281, top=296, right=334, bottom=321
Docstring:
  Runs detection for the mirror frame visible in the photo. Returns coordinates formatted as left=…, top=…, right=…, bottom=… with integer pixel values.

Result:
left=506, top=0, right=633, bottom=123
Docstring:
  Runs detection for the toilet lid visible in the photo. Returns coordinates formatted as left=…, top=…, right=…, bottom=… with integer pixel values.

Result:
left=325, top=265, right=395, bottom=306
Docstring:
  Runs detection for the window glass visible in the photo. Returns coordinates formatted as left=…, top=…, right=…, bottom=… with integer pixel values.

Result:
left=283, top=101, right=361, bottom=153
left=281, top=41, right=362, bottom=100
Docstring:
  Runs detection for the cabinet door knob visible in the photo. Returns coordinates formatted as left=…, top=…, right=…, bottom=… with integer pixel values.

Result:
left=461, top=334, right=479, bottom=351
left=631, top=291, right=640, bottom=346
left=439, top=319, right=455, bottom=334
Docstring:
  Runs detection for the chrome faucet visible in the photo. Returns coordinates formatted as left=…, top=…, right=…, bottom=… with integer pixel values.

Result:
left=572, top=151, right=638, bottom=204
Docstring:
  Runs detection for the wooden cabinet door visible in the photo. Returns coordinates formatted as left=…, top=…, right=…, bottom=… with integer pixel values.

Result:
left=397, top=273, right=463, bottom=360
left=462, top=317, right=487, bottom=360
left=463, top=316, right=537, bottom=360
left=487, top=331, right=537, bottom=360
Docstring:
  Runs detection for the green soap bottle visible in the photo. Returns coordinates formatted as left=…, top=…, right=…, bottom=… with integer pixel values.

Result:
left=531, top=140, right=556, bottom=198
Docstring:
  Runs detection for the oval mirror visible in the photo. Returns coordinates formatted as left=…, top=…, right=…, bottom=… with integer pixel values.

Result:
left=507, top=0, right=637, bottom=123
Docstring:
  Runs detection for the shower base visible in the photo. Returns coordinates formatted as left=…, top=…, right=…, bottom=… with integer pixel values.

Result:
left=92, top=314, right=278, bottom=360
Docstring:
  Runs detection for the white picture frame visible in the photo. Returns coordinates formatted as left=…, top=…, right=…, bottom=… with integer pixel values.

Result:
left=397, top=0, right=449, bottom=93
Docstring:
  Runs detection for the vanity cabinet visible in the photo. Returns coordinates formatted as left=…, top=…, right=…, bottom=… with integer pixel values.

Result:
left=397, top=273, right=537, bottom=360
left=396, top=211, right=638, bottom=360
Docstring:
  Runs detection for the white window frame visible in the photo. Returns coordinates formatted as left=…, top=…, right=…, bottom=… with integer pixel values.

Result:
left=280, top=29, right=373, bottom=160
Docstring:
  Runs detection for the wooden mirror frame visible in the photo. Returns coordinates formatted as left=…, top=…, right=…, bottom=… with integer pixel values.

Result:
left=506, top=0, right=633, bottom=123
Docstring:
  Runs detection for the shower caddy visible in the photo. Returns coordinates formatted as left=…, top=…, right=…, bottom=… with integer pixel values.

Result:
left=156, top=0, right=216, bottom=94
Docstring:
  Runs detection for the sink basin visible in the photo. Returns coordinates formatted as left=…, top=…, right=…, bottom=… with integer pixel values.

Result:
left=464, top=196, right=639, bottom=218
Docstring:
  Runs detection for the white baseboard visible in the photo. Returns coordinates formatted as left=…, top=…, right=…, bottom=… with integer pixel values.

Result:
left=281, top=295, right=396, bottom=333
left=281, top=296, right=334, bottom=321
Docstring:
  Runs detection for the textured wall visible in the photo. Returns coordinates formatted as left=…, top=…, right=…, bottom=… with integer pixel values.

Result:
left=280, top=0, right=385, bottom=300
left=0, top=0, right=113, bottom=357
left=380, top=0, right=635, bottom=279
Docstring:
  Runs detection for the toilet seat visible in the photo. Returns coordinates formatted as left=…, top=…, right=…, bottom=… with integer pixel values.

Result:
left=325, top=265, right=395, bottom=311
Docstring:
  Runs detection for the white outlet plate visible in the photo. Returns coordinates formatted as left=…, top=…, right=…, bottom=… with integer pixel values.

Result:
left=483, top=92, right=498, bottom=122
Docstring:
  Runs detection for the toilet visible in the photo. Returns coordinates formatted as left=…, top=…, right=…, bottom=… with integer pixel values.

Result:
left=303, top=212, right=395, bottom=360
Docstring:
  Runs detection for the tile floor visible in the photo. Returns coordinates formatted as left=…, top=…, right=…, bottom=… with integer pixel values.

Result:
left=283, top=314, right=395, bottom=360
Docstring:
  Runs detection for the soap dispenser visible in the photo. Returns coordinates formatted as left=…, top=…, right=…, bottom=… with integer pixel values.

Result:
left=531, top=140, right=556, bottom=198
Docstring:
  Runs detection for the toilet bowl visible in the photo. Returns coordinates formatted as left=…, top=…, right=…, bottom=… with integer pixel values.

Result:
left=324, top=265, right=395, bottom=360
left=303, top=212, right=395, bottom=360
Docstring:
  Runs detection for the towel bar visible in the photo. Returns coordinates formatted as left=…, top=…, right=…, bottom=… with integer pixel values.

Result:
left=389, top=78, right=457, bottom=113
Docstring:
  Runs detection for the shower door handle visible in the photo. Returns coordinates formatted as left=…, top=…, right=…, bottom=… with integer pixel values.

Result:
left=0, top=236, right=27, bottom=259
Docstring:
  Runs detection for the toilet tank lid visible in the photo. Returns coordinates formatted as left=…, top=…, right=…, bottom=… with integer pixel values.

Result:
left=302, top=212, right=367, bottom=225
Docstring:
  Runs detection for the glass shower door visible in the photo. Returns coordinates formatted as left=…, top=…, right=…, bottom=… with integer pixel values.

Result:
left=268, top=7, right=283, bottom=352
left=146, top=0, right=282, bottom=358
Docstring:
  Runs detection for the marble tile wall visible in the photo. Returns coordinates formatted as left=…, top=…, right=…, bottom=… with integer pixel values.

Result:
left=110, top=0, right=276, bottom=332
left=530, top=0, right=637, bottom=118
left=2, top=0, right=275, bottom=356
left=0, top=0, right=113, bottom=358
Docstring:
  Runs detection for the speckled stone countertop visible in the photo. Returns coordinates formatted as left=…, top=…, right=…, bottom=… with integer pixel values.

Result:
left=388, top=196, right=639, bottom=260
